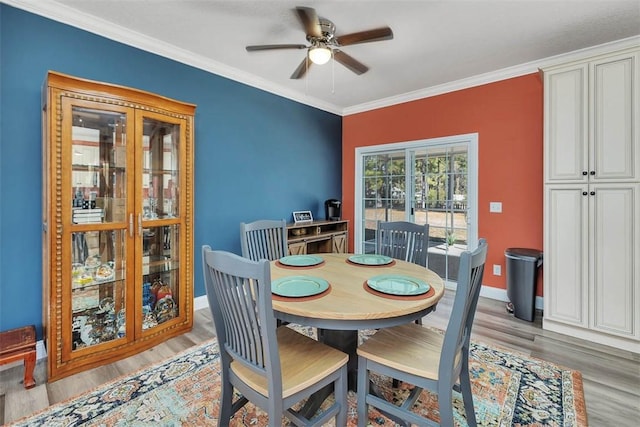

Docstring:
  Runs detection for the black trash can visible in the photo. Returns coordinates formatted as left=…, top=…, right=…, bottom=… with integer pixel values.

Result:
left=505, top=248, right=543, bottom=321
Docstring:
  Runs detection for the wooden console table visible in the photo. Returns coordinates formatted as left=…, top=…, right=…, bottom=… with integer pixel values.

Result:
left=0, top=325, right=37, bottom=389
left=287, top=220, right=348, bottom=254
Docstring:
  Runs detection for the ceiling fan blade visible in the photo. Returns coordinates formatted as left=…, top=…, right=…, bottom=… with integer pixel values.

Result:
left=290, top=56, right=312, bottom=79
left=333, top=50, right=368, bottom=75
left=335, top=27, right=393, bottom=46
left=246, top=44, right=307, bottom=51
left=295, top=6, right=322, bottom=38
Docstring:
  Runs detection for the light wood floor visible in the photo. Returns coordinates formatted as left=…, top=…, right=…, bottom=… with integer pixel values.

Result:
left=1, top=292, right=639, bottom=426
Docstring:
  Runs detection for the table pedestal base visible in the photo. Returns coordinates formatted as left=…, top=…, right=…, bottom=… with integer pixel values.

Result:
left=298, top=329, right=406, bottom=425
left=318, top=329, right=358, bottom=387
left=298, top=329, right=357, bottom=419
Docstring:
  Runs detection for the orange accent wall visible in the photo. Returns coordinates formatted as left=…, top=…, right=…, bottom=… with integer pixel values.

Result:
left=342, top=73, right=544, bottom=295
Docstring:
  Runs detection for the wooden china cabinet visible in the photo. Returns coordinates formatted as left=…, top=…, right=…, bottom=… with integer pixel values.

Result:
left=42, top=71, right=195, bottom=381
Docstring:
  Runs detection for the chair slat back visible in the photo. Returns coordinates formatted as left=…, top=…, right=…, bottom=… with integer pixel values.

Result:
left=240, top=219, right=288, bottom=261
left=440, top=238, right=487, bottom=382
left=377, top=221, right=430, bottom=267
left=202, top=246, right=281, bottom=382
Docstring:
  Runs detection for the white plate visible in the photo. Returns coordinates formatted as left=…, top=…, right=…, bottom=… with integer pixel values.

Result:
left=271, top=276, right=329, bottom=297
left=367, top=274, right=430, bottom=296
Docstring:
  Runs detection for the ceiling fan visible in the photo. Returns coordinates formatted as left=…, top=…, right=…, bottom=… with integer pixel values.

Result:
left=246, top=6, right=393, bottom=79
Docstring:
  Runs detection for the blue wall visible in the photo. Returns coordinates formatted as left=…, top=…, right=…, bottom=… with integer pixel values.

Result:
left=0, top=5, right=342, bottom=337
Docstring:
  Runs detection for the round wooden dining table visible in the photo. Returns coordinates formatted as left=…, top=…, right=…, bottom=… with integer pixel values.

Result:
left=270, top=252, right=445, bottom=418
left=270, top=252, right=445, bottom=330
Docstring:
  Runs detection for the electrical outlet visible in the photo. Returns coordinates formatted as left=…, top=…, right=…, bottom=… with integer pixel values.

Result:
left=493, top=264, right=502, bottom=276
left=489, top=202, right=502, bottom=213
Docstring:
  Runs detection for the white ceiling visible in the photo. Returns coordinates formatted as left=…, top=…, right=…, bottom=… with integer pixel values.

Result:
left=6, top=0, right=640, bottom=115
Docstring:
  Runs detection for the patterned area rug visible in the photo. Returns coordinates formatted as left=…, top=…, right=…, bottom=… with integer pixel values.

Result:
left=9, top=330, right=587, bottom=426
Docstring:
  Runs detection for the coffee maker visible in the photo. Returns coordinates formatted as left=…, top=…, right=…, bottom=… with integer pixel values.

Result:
left=325, top=199, right=342, bottom=221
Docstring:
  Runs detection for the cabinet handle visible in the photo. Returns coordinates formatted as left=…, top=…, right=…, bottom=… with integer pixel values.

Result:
left=582, top=171, right=588, bottom=176
left=590, top=191, right=595, bottom=196
left=129, top=214, right=134, bottom=237
left=582, top=191, right=588, bottom=196
left=590, top=171, right=595, bottom=175
left=138, top=213, right=142, bottom=237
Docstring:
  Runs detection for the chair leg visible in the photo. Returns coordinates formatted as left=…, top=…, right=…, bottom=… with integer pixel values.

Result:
left=267, top=398, right=284, bottom=427
left=357, top=357, right=369, bottom=427
left=438, top=388, right=455, bottom=426
left=460, top=369, right=477, bottom=427
left=219, top=371, right=234, bottom=422
left=335, top=365, right=348, bottom=427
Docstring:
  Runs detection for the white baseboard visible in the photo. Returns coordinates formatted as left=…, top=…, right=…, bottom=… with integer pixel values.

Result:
left=194, top=295, right=209, bottom=312
left=13, top=286, right=538, bottom=368
left=36, top=340, right=46, bottom=360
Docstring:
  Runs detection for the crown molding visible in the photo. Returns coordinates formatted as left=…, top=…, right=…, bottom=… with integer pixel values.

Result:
left=1, top=0, right=343, bottom=115
left=3, top=1, right=638, bottom=117
left=343, top=35, right=640, bottom=115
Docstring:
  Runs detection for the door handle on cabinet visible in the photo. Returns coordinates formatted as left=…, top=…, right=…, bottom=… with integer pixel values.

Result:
left=582, top=171, right=588, bottom=176
left=138, top=213, right=142, bottom=237
left=129, top=214, right=134, bottom=237
left=590, top=191, right=595, bottom=196
left=590, top=171, right=595, bottom=175
left=582, top=191, right=588, bottom=196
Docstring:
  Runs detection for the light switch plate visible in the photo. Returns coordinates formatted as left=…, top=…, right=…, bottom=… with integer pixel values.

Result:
left=489, top=202, right=502, bottom=213
left=493, top=264, right=502, bottom=276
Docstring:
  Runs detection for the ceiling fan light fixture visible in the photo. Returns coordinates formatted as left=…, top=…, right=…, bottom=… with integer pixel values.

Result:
left=309, top=45, right=332, bottom=65
left=246, top=6, right=392, bottom=79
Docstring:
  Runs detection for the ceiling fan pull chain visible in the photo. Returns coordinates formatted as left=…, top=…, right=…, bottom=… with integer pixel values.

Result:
left=305, top=55, right=309, bottom=96
left=333, top=51, right=337, bottom=94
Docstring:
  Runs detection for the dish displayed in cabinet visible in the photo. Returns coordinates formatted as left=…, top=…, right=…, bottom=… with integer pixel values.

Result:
left=94, top=263, right=115, bottom=282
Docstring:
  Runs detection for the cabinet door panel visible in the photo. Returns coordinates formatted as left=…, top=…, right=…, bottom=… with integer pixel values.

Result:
left=136, top=111, right=188, bottom=336
left=61, top=99, right=135, bottom=360
left=332, top=233, right=347, bottom=253
left=65, top=100, right=134, bottom=224
left=591, top=184, right=639, bottom=337
left=544, top=186, right=589, bottom=326
left=65, top=229, right=128, bottom=360
left=288, top=241, right=307, bottom=255
left=544, top=65, right=588, bottom=182
left=591, top=52, right=638, bottom=181
left=138, top=114, right=182, bottom=220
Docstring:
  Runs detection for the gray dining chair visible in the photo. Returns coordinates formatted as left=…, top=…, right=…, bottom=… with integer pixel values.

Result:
left=377, top=220, right=429, bottom=267
left=240, top=219, right=288, bottom=261
left=377, top=220, right=429, bottom=325
left=202, top=245, right=348, bottom=427
left=356, top=239, right=488, bottom=427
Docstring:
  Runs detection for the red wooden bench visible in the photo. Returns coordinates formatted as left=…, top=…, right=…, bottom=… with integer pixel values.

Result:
left=0, top=325, right=36, bottom=389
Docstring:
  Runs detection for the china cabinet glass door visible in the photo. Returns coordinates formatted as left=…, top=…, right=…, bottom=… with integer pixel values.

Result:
left=137, top=112, right=184, bottom=333
left=65, top=100, right=133, bottom=356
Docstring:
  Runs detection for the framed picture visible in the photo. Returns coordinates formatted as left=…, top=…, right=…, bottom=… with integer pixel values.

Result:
left=293, top=210, right=313, bottom=223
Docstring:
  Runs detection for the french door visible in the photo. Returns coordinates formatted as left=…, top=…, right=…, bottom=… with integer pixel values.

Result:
left=355, top=134, right=478, bottom=281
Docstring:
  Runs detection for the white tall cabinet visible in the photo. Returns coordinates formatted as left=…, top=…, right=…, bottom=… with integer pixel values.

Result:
left=543, top=46, right=640, bottom=352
